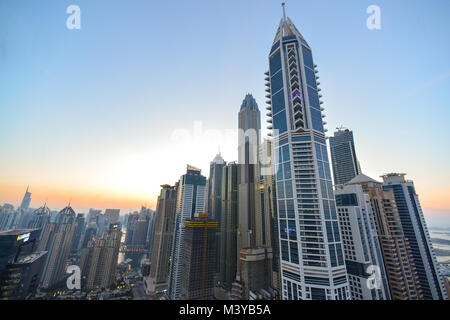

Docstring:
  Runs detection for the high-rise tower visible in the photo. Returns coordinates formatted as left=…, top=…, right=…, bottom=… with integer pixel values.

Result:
left=329, top=128, right=361, bottom=185
left=19, top=186, right=32, bottom=210
left=382, top=173, right=447, bottom=300
left=265, top=3, right=349, bottom=300
left=168, top=165, right=207, bottom=300
left=145, top=183, right=178, bottom=294
left=38, top=205, right=77, bottom=288
left=238, top=93, right=261, bottom=249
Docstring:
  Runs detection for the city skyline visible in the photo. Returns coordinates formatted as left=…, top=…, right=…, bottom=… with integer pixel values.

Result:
left=1, top=0, right=450, bottom=227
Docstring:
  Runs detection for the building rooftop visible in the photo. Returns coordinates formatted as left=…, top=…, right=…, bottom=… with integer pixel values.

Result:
left=346, top=173, right=381, bottom=185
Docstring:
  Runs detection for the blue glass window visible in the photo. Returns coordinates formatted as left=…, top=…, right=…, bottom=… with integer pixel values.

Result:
left=305, top=67, right=317, bottom=89
left=326, top=221, right=334, bottom=243
left=310, top=108, right=324, bottom=132
left=286, top=199, right=295, bottom=218
left=281, top=240, right=289, bottom=262
left=290, top=241, right=299, bottom=264
left=282, top=145, right=290, bottom=162
left=324, top=162, right=331, bottom=180
left=276, top=164, right=283, bottom=181
left=288, top=220, right=297, bottom=241
left=277, top=181, right=285, bottom=199
left=271, top=69, right=284, bottom=94
left=329, top=244, right=337, bottom=267
left=321, top=145, right=328, bottom=162
left=333, top=221, right=341, bottom=242
left=307, top=87, right=320, bottom=110
left=302, top=47, right=314, bottom=70
left=315, top=143, right=322, bottom=160
left=274, top=111, right=287, bottom=134
left=320, top=180, right=328, bottom=198
left=283, top=162, right=292, bottom=179
left=323, top=200, right=330, bottom=219
left=270, top=51, right=282, bottom=74
left=329, top=201, right=337, bottom=219
left=285, top=180, right=293, bottom=198
left=272, top=89, right=285, bottom=115
left=278, top=200, right=286, bottom=219
left=318, top=161, right=325, bottom=179
left=336, top=244, right=344, bottom=266
left=280, top=220, right=288, bottom=239
left=327, top=181, right=334, bottom=200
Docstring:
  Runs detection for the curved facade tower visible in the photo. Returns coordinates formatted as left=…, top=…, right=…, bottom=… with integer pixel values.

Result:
left=266, top=4, right=349, bottom=300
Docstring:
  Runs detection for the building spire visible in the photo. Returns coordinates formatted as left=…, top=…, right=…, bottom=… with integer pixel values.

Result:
left=282, top=2, right=287, bottom=22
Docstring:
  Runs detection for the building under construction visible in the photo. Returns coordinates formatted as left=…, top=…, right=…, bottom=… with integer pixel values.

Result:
left=180, top=213, right=218, bottom=300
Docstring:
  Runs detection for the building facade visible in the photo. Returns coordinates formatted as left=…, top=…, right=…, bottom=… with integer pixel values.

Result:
left=38, top=206, right=77, bottom=288
left=145, top=184, right=178, bottom=294
left=347, top=174, right=422, bottom=300
left=168, top=165, right=207, bottom=300
left=329, top=128, right=361, bottom=185
left=335, top=184, right=389, bottom=299
left=180, top=213, right=218, bottom=300
left=382, top=173, right=447, bottom=300
left=266, top=4, right=349, bottom=300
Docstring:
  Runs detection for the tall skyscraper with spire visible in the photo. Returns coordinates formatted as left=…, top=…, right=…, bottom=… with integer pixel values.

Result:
left=265, top=3, right=349, bottom=300
left=238, top=93, right=261, bottom=250
left=19, top=186, right=31, bottom=210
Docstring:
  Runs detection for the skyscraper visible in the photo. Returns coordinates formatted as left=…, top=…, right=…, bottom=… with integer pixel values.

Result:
left=234, top=93, right=274, bottom=300
left=71, top=213, right=86, bottom=253
left=38, top=206, right=77, bottom=288
left=382, top=173, right=447, bottom=300
left=0, top=229, right=47, bottom=300
left=329, top=128, right=361, bottom=185
left=238, top=93, right=261, bottom=250
left=145, top=184, right=178, bottom=294
left=335, top=183, right=389, bottom=300
left=27, top=204, right=51, bottom=233
left=266, top=4, right=349, bottom=300
left=346, top=174, right=422, bottom=300
left=180, top=212, right=218, bottom=300
left=208, top=153, right=226, bottom=277
left=19, top=186, right=32, bottom=210
left=168, top=165, right=207, bottom=300
left=80, top=223, right=122, bottom=291
left=218, top=162, right=238, bottom=293
left=104, top=209, right=120, bottom=224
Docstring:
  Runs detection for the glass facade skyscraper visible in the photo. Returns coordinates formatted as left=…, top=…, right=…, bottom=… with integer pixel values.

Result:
left=266, top=4, right=349, bottom=300
left=382, top=173, right=447, bottom=300
left=329, top=129, right=361, bottom=185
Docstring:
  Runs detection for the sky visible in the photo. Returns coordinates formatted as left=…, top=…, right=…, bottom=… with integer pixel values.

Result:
left=0, top=0, right=449, bottom=226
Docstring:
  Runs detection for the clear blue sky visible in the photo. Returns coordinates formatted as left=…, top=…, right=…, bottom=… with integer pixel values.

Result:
left=1, top=0, right=449, bottom=225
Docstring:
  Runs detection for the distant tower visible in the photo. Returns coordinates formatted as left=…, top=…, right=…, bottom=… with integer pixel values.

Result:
left=145, top=184, right=178, bottom=294
left=38, top=205, right=77, bottom=288
left=19, top=186, right=32, bottom=210
left=265, top=3, right=349, bottom=299
left=80, top=223, right=122, bottom=290
left=382, top=173, right=447, bottom=300
left=329, top=128, right=361, bottom=185
left=168, top=165, right=207, bottom=300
